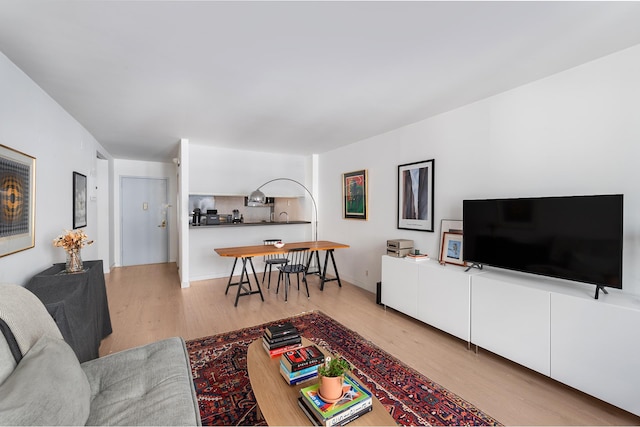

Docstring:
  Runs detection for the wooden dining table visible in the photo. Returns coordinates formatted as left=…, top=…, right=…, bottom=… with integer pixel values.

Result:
left=214, top=240, right=350, bottom=306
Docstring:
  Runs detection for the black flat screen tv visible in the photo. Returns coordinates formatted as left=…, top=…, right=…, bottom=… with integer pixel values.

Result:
left=463, top=195, right=623, bottom=293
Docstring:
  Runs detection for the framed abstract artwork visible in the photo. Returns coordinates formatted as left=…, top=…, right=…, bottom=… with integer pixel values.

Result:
left=0, top=144, right=36, bottom=257
left=343, top=169, right=368, bottom=220
left=397, top=159, right=434, bottom=232
left=73, top=171, right=87, bottom=229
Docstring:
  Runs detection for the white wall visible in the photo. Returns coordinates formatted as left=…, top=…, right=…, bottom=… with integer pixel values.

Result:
left=320, top=44, right=640, bottom=296
left=0, top=52, right=113, bottom=286
left=189, top=144, right=309, bottom=197
left=186, top=143, right=314, bottom=282
left=113, top=159, right=178, bottom=266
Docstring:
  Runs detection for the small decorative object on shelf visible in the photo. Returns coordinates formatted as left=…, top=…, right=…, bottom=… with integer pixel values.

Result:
left=53, top=229, right=94, bottom=273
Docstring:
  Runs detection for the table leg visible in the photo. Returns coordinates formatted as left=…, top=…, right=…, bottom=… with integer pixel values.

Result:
left=225, top=256, right=264, bottom=306
left=314, top=251, right=321, bottom=275
left=224, top=257, right=239, bottom=295
left=305, top=251, right=322, bottom=276
left=234, top=258, right=248, bottom=307
left=320, top=250, right=330, bottom=290
left=248, top=257, right=264, bottom=302
left=329, top=250, right=342, bottom=288
left=320, top=249, right=343, bottom=291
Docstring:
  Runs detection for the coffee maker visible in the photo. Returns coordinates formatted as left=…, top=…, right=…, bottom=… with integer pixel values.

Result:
left=192, top=208, right=201, bottom=226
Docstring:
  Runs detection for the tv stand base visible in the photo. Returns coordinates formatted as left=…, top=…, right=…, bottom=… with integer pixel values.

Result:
left=465, top=263, right=483, bottom=272
left=594, top=285, right=609, bottom=300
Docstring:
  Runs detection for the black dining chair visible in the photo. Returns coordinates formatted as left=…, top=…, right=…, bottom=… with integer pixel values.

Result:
left=262, top=239, right=288, bottom=290
left=276, top=247, right=311, bottom=302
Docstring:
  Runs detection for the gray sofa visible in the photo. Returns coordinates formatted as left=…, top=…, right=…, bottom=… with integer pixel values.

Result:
left=0, top=284, right=201, bottom=426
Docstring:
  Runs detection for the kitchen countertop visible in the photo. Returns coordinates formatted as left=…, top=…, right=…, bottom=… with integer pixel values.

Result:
left=189, top=220, right=310, bottom=228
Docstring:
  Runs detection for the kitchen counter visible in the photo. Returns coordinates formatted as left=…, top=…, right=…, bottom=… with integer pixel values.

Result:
left=190, top=220, right=310, bottom=228
left=189, top=220, right=314, bottom=281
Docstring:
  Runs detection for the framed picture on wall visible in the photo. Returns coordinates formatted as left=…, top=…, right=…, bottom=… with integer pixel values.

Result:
left=0, top=144, right=36, bottom=257
left=73, top=171, right=87, bottom=229
left=397, top=159, right=434, bottom=232
left=342, top=169, right=368, bottom=220
left=440, top=232, right=465, bottom=266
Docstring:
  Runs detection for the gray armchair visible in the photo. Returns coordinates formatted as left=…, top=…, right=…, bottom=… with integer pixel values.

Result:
left=0, top=284, right=201, bottom=426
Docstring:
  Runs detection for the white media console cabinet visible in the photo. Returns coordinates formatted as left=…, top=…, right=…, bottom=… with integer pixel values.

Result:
left=381, top=255, right=640, bottom=416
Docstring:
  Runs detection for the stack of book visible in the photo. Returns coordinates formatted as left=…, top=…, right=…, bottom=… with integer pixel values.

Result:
left=298, top=374, right=373, bottom=426
left=406, top=252, right=429, bottom=262
left=279, top=344, right=325, bottom=385
left=262, top=322, right=302, bottom=358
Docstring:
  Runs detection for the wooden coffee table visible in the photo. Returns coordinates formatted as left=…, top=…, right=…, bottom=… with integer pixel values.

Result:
left=247, top=337, right=396, bottom=426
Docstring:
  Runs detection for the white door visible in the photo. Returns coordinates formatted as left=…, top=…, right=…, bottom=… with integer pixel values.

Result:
left=121, top=177, right=168, bottom=266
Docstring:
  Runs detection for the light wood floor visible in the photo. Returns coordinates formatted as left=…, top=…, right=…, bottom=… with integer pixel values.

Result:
left=100, top=263, right=640, bottom=426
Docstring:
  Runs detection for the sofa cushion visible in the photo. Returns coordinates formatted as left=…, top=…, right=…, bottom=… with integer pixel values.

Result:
left=81, top=337, right=201, bottom=426
left=0, top=336, right=91, bottom=426
left=0, top=284, right=63, bottom=357
left=0, top=336, right=17, bottom=386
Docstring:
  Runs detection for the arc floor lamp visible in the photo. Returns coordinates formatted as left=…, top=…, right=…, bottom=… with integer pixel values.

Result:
left=247, top=178, right=318, bottom=242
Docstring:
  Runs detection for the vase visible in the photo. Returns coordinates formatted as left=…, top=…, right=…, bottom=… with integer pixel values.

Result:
left=319, top=375, right=344, bottom=401
left=66, top=249, right=83, bottom=273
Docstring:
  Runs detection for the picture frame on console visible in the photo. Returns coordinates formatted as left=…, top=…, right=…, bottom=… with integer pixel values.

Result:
left=73, top=171, right=87, bottom=229
left=438, top=219, right=463, bottom=263
left=397, top=159, right=434, bottom=232
left=342, top=169, right=368, bottom=220
left=440, top=232, right=465, bottom=266
left=0, top=144, right=36, bottom=257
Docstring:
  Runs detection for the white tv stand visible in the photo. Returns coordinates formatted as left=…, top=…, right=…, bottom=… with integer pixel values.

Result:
left=380, top=255, right=640, bottom=416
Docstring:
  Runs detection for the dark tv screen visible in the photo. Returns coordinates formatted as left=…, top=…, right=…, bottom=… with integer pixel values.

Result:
left=463, top=195, right=623, bottom=288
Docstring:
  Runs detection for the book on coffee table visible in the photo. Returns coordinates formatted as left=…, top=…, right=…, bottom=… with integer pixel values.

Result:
left=280, top=362, right=318, bottom=386
left=298, top=397, right=372, bottom=427
left=299, top=374, right=372, bottom=426
left=265, top=322, right=297, bottom=339
left=281, top=344, right=325, bottom=372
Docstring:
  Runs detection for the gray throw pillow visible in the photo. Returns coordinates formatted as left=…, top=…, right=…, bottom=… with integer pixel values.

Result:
left=0, top=336, right=90, bottom=426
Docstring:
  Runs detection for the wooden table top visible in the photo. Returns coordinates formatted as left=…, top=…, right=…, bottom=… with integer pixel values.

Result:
left=214, top=240, right=350, bottom=258
left=246, top=337, right=396, bottom=426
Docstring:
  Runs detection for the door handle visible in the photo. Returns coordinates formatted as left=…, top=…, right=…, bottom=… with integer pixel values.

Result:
left=158, top=220, right=166, bottom=228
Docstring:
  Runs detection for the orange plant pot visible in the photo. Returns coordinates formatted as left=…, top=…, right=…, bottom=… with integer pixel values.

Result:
left=319, top=375, right=344, bottom=401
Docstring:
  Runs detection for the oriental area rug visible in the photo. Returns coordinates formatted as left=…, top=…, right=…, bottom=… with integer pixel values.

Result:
left=186, top=311, right=501, bottom=426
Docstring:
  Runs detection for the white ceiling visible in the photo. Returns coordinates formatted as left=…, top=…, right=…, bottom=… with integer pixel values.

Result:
left=2, top=1, right=640, bottom=162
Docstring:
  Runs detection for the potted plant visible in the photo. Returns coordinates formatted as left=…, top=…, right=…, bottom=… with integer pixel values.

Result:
left=317, top=356, right=351, bottom=401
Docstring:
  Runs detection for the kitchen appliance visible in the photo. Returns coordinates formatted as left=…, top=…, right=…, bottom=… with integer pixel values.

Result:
left=206, top=209, right=220, bottom=225
left=232, top=209, right=242, bottom=223
left=192, top=208, right=201, bottom=226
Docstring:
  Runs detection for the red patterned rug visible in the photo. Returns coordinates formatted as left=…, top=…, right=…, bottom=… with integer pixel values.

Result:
left=186, top=311, right=501, bottom=426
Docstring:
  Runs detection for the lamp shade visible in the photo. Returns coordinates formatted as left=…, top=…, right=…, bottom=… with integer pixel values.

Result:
left=247, top=189, right=266, bottom=207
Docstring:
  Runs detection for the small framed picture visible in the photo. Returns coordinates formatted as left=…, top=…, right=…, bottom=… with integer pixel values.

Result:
left=397, top=159, right=434, bottom=232
left=342, top=169, right=368, bottom=220
left=73, top=172, right=87, bottom=229
left=440, top=232, right=465, bottom=266
left=438, top=219, right=463, bottom=263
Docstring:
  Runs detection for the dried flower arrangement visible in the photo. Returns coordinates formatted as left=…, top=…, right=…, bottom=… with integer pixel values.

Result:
left=53, top=229, right=94, bottom=252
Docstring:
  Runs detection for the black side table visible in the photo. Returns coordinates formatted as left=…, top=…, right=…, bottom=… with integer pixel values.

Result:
left=25, top=260, right=112, bottom=362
